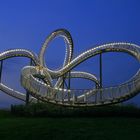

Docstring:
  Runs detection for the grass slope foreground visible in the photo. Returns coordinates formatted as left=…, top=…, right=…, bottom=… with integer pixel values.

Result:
left=0, top=103, right=140, bottom=140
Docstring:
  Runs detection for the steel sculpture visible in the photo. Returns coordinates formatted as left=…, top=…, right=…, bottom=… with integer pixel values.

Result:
left=0, top=29, right=140, bottom=107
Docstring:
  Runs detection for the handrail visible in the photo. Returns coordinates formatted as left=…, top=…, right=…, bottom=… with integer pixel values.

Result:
left=0, top=29, right=140, bottom=107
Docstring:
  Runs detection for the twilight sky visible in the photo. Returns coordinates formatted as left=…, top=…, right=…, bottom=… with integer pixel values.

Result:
left=0, top=0, right=140, bottom=108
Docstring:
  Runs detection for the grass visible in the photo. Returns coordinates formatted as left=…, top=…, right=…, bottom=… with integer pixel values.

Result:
left=0, top=117, right=140, bottom=140
left=0, top=104, right=140, bottom=139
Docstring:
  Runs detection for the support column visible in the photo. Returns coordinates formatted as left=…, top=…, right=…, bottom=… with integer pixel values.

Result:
left=99, top=53, right=103, bottom=101
left=26, top=59, right=33, bottom=105
left=30, top=59, right=34, bottom=66
left=68, top=71, right=71, bottom=90
left=62, top=75, right=65, bottom=89
left=26, top=90, right=30, bottom=105
left=0, top=60, right=3, bottom=83
left=100, top=53, right=102, bottom=88
left=61, top=75, right=65, bottom=103
left=68, top=71, right=71, bottom=103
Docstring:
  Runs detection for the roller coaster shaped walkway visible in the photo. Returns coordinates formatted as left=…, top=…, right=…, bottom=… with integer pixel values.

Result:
left=0, top=29, right=140, bottom=107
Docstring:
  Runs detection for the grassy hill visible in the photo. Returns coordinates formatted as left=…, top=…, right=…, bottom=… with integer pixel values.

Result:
left=0, top=115, right=140, bottom=140
left=0, top=104, right=140, bottom=140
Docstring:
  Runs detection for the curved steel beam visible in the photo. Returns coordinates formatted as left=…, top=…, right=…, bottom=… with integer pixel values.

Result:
left=0, top=49, right=39, bottom=101
left=0, top=29, right=140, bottom=107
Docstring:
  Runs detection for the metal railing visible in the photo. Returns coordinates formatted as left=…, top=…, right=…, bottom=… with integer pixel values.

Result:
left=0, top=29, right=140, bottom=107
left=21, top=67, right=140, bottom=106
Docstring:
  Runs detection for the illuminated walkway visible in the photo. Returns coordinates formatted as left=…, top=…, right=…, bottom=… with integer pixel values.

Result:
left=0, top=29, right=140, bottom=107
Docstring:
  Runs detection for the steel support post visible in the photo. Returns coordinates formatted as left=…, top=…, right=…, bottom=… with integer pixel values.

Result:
left=95, top=83, right=98, bottom=103
left=62, top=75, right=65, bottom=89
left=99, top=53, right=103, bottom=101
left=30, top=59, right=33, bottom=66
left=0, top=60, right=3, bottom=83
left=26, top=90, right=30, bottom=105
left=68, top=71, right=71, bottom=89
left=68, top=71, right=71, bottom=102
left=61, top=75, right=65, bottom=103
left=100, top=53, right=102, bottom=88
left=26, top=59, right=33, bottom=105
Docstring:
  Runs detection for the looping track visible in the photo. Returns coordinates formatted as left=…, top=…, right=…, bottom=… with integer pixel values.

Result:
left=0, top=29, right=140, bottom=107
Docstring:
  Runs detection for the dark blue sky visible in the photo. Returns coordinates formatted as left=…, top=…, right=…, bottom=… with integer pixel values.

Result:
left=0, top=0, right=140, bottom=108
